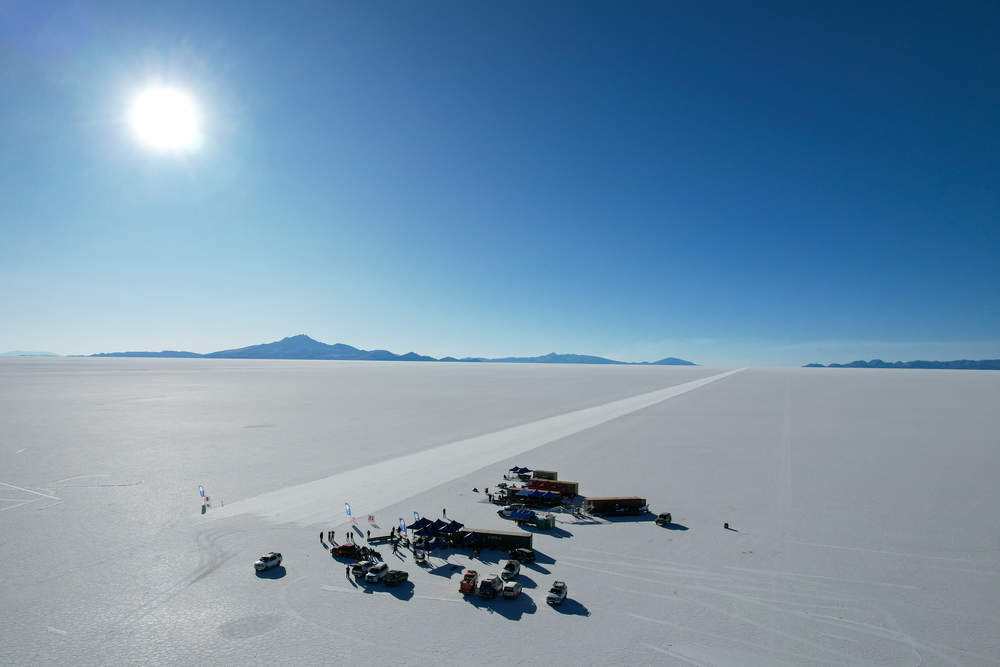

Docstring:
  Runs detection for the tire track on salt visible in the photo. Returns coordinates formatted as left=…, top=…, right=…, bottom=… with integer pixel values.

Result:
left=212, top=368, right=745, bottom=526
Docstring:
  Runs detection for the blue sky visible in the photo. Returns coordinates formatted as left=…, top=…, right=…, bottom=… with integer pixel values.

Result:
left=1, top=1, right=997, bottom=365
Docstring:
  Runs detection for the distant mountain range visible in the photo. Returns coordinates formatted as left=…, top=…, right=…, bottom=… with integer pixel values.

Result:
left=1, top=350, right=60, bottom=357
left=87, top=334, right=696, bottom=366
left=804, top=359, right=1000, bottom=370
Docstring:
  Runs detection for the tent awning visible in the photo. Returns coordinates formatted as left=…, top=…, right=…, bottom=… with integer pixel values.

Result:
left=441, top=520, right=465, bottom=533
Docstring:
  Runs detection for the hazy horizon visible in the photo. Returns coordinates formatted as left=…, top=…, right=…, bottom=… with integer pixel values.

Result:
left=5, top=332, right=1000, bottom=368
left=6, top=331, right=1000, bottom=368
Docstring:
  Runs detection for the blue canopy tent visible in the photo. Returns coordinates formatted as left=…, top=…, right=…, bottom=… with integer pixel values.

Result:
left=428, top=519, right=449, bottom=533
left=407, top=517, right=431, bottom=531
left=441, top=520, right=465, bottom=533
left=415, top=524, right=437, bottom=537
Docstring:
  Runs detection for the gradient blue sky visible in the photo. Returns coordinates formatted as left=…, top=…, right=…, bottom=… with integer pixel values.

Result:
left=1, top=1, right=997, bottom=365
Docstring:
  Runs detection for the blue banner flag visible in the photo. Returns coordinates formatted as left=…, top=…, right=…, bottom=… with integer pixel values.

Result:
left=413, top=511, right=420, bottom=522
left=198, top=485, right=205, bottom=498
left=399, top=518, right=407, bottom=535
left=344, top=502, right=351, bottom=517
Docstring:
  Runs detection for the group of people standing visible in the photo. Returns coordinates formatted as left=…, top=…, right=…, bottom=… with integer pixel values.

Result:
left=321, top=529, right=357, bottom=544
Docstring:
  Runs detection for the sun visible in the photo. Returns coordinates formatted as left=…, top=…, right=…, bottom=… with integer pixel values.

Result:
left=128, top=85, right=203, bottom=153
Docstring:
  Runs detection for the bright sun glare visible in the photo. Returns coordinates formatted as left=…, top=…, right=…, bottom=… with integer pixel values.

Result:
left=128, top=85, right=203, bottom=153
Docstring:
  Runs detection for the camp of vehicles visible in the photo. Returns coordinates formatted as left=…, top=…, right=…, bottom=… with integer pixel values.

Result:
left=255, top=465, right=667, bottom=615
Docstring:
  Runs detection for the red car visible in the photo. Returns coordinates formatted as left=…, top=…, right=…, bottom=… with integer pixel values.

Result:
left=330, top=543, right=362, bottom=559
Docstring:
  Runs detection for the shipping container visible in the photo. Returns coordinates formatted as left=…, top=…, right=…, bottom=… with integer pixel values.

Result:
left=463, top=528, right=533, bottom=550
left=526, top=478, right=580, bottom=497
left=583, top=496, right=648, bottom=515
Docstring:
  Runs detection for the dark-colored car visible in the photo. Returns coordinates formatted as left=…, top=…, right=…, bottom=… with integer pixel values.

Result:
left=478, top=575, right=503, bottom=599
left=508, top=548, right=536, bottom=564
left=383, top=570, right=409, bottom=586
left=330, top=543, right=362, bottom=559
left=655, top=512, right=673, bottom=526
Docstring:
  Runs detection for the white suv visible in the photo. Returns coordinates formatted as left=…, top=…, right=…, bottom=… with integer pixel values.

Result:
left=365, top=562, right=389, bottom=583
left=254, top=552, right=282, bottom=571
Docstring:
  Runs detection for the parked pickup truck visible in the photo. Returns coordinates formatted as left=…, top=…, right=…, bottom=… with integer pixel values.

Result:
left=460, top=570, right=479, bottom=595
left=509, top=509, right=537, bottom=524
left=655, top=512, right=673, bottom=526
left=497, top=504, right=528, bottom=518
left=500, top=559, right=521, bottom=581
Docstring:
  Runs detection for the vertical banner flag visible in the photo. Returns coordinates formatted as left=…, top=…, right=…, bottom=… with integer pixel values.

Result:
left=199, top=485, right=205, bottom=498
left=399, top=518, right=407, bottom=536
left=344, top=502, right=351, bottom=518
left=413, top=511, right=420, bottom=522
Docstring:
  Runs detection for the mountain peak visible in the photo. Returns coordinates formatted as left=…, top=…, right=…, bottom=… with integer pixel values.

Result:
left=86, top=335, right=697, bottom=366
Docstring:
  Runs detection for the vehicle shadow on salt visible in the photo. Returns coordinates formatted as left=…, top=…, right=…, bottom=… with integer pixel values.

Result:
left=517, top=575, right=537, bottom=589
left=385, top=582, right=414, bottom=601
left=596, top=513, right=656, bottom=523
left=468, top=594, right=537, bottom=620
left=530, top=549, right=555, bottom=565
left=359, top=582, right=415, bottom=600
left=662, top=522, right=689, bottom=531
left=444, top=546, right=502, bottom=565
left=428, top=563, right=464, bottom=579
left=552, top=598, right=590, bottom=616
left=521, top=524, right=573, bottom=539
left=562, top=514, right=602, bottom=525
left=254, top=565, right=286, bottom=579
